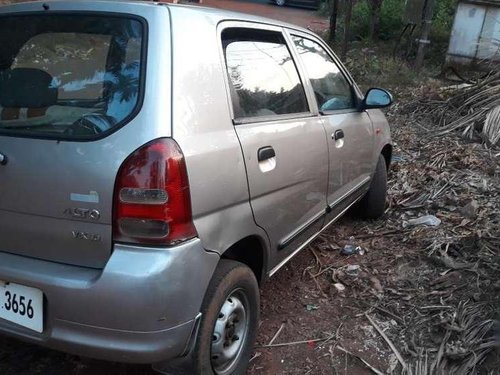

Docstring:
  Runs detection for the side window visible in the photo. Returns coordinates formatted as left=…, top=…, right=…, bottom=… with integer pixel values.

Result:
left=292, top=36, right=354, bottom=112
left=222, top=28, right=309, bottom=119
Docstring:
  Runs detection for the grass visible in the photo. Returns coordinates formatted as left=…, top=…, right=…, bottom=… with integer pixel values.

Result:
left=329, top=41, right=440, bottom=96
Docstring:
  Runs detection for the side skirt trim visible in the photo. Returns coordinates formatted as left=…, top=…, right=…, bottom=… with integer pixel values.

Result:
left=268, top=179, right=369, bottom=277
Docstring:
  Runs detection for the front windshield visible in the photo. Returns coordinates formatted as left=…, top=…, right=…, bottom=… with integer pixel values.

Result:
left=0, top=14, right=144, bottom=139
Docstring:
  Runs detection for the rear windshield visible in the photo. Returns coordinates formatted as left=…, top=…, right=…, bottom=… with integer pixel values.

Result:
left=0, top=14, right=144, bottom=139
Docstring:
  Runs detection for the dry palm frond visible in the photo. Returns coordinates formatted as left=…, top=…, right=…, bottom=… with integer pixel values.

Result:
left=438, top=302, right=496, bottom=374
left=403, top=72, right=500, bottom=145
left=405, top=301, right=498, bottom=375
left=483, top=106, right=500, bottom=146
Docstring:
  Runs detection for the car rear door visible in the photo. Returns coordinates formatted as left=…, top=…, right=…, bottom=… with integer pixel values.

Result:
left=290, top=33, right=375, bottom=221
left=0, top=12, right=155, bottom=268
left=220, top=23, right=329, bottom=271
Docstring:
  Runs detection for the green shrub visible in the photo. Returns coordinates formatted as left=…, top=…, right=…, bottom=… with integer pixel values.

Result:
left=351, top=1, right=371, bottom=38
left=351, top=0, right=405, bottom=40
left=432, top=0, right=458, bottom=41
left=331, top=0, right=457, bottom=42
left=379, top=0, right=406, bottom=39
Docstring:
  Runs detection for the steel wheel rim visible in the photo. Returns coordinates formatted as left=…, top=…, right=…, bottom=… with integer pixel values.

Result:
left=211, top=289, right=249, bottom=375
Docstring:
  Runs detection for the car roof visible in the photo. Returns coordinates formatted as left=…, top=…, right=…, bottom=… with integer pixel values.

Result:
left=169, top=3, right=310, bottom=33
left=0, top=0, right=311, bottom=34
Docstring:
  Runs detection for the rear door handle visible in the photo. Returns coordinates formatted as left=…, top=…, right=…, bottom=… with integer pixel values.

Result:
left=257, top=146, right=275, bottom=162
left=333, top=129, right=344, bottom=140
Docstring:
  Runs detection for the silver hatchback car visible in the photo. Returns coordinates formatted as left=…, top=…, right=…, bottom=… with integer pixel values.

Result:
left=0, top=1, right=392, bottom=374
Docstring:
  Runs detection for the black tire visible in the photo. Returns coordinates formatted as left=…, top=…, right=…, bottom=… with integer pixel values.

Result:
left=197, top=260, right=260, bottom=375
left=156, top=260, right=259, bottom=375
left=353, top=155, right=387, bottom=219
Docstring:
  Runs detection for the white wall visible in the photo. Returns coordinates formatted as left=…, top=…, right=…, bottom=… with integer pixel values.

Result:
left=447, top=2, right=500, bottom=64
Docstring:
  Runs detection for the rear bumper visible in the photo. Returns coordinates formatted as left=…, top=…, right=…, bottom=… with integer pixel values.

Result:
left=0, top=239, right=219, bottom=363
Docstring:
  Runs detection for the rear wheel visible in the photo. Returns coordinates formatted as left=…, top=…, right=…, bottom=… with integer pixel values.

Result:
left=156, top=260, right=259, bottom=375
left=275, top=0, right=286, bottom=6
left=353, top=155, right=387, bottom=219
left=197, top=260, right=259, bottom=375
left=210, top=290, right=251, bottom=373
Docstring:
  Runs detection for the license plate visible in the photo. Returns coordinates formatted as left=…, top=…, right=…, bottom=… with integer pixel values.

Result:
left=0, top=281, right=43, bottom=333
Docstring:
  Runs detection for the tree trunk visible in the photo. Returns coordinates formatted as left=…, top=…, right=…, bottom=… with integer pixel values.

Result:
left=329, top=0, right=340, bottom=43
left=369, top=0, right=383, bottom=41
left=342, top=0, right=353, bottom=59
left=415, top=0, right=437, bottom=70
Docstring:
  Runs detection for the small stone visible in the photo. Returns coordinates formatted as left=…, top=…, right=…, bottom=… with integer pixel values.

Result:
left=460, top=200, right=479, bottom=219
left=370, top=277, right=384, bottom=293
left=334, top=283, right=346, bottom=292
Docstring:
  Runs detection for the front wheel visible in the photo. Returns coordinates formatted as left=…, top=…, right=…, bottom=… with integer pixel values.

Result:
left=353, top=154, right=388, bottom=219
left=275, top=0, right=286, bottom=6
left=186, top=260, right=260, bottom=375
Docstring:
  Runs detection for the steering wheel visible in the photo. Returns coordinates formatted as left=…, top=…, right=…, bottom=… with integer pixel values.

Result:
left=65, top=114, right=116, bottom=136
left=315, top=91, right=327, bottom=107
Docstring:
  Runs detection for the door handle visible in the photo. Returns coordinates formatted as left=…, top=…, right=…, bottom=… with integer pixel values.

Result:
left=333, top=129, right=344, bottom=140
left=257, top=146, right=275, bottom=162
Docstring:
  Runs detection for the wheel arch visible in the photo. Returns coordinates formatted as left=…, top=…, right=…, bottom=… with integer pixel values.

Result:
left=380, top=144, right=392, bottom=171
left=220, top=235, right=269, bottom=285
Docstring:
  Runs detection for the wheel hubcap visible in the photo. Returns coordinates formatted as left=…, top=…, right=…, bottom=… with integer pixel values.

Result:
left=211, top=291, right=248, bottom=374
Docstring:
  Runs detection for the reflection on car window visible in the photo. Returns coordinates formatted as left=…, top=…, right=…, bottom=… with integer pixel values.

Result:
left=0, top=15, right=143, bottom=139
left=223, top=29, right=309, bottom=119
left=13, top=33, right=112, bottom=100
left=292, top=36, right=354, bottom=112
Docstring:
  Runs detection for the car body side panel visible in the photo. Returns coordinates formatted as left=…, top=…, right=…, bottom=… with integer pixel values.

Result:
left=285, top=30, right=377, bottom=216
left=234, top=116, right=329, bottom=267
left=169, top=8, right=271, bottom=259
left=214, top=21, right=330, bottom=268
left=366, top=108, right=392, bottom=161
left=321, top=111, right=375, bottom=209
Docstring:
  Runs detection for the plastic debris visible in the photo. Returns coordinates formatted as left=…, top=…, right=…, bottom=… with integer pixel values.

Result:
left=407, top=215, right=441, bottom=227
left=391, top=154, right=405, bottom=163
left=305, top=304, right=319, bottom=311
left=345, top=265, right=360, bottom=277
left=341, top=236, right=365, bottom=255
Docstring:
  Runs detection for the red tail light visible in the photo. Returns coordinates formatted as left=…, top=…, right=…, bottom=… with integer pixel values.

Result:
left=113, top=138, right=197, bottom=246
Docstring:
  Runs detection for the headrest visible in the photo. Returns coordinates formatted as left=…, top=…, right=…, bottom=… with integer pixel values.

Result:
left=0, top=68, right=57, bottom=108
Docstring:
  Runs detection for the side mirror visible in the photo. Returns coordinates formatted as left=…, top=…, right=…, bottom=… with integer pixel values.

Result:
left=360, top=88, right=393, bottom=110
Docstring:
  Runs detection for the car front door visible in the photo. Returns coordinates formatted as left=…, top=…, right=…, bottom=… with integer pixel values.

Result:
left=220, top=23, right=329, bottom=273
left=290, top=33, right=375, bottom=221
